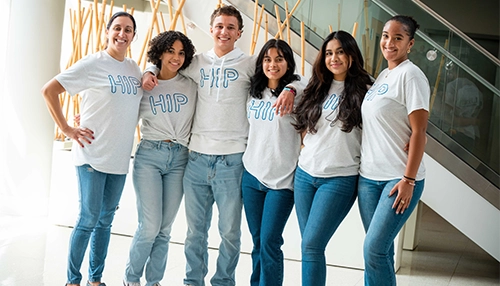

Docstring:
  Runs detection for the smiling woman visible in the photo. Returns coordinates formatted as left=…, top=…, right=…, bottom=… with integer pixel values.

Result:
left=105, top=11, right=137, bottom=61
left=292, top=30, right=373, bottom=286
left=358, top=15, right=430, bottom=286
left=324, top=38, right=351, bottom=81
left=242, top=38, right=303, bottom=286
left=379, top=17, right=415, bottom=70
left=123, top=30, right=197, bottom=286
left=40, top=11, right=142, bottom=286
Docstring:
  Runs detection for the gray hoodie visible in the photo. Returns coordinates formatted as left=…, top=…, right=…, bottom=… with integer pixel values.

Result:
left=181, top=47, right=256, bottom=155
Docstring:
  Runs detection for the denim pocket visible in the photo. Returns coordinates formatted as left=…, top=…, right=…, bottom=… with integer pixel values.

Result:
left=188, top=150, right=200, bottom=161
left=139, top=139, right=157, bottom=150
left=221, top=153, right=243, bottom=167
left=134, top=140, right=157, bottom=159
left=178, top=144, right=188, bottom=154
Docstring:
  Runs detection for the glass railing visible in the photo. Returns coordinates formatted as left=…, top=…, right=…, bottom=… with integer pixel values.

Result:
left=375, top=0, right=500, bottom=90
left=371, top=0, right=500, bottom=185
left=248, top=0, right=499, bottom=186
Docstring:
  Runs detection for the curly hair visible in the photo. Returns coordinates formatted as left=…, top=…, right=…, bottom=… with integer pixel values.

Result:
left=250, top=39, right=300, bottom=99
left=147, top=31, right=196, bottom=71
left=293, top=30, right=373, bottom=133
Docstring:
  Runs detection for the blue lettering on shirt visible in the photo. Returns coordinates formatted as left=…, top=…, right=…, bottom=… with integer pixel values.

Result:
left=108, top=75, right=141, bottom=95
left=200, top=69, right=210, bottom=88
left=149, top=93, right=189, bottom=115
left=323, top=93, right=341, bottom=110
left=365, top=83, right=388, bottom=101
left=199, top=67, right=239, bottom=89
left=247, top=99, right=276, bottom=121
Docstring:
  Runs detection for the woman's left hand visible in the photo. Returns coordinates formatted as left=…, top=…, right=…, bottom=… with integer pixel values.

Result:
left=273, top=89, right=295, bottom=116
left=389, top=180, right=414, bottom=214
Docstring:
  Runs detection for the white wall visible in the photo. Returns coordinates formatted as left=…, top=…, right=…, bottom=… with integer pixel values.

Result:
left=421, top=154, right=500, bottom=261
left=0, top=0, right=65, bottom=217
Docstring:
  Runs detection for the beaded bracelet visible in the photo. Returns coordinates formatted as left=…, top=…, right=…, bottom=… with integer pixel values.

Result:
left=283, top=86, right=297, bottom=96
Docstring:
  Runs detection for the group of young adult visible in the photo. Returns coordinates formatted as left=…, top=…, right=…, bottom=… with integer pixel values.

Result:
left=41, top=4, right=429, bottom=286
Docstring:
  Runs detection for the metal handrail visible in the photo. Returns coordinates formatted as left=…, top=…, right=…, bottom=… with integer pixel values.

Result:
left=372, top=0, right=500, bottom=97
left=412, top=0, right=500, bottom=67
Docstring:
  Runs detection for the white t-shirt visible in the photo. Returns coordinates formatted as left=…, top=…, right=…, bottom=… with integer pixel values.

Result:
left=55, top=51, right=143, bottom=174
left=242, top=86, right=303, bottom=190
left=139, top=73, right=197, bottom=147
left=360, top=59, right=430, bottom=181
left=298, top=80, right=362, bottom=178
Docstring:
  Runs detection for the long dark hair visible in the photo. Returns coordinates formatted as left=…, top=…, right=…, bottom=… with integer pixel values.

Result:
left=293, top=30, right=372, bottom=133
left=250, top=39, right=300, bottom=99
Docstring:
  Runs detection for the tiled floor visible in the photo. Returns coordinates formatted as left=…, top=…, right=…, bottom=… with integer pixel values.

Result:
left=0, top=203, right=498, bottom=286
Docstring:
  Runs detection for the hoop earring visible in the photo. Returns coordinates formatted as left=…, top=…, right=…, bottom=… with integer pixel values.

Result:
left=407, top=49, right=411, bottom=54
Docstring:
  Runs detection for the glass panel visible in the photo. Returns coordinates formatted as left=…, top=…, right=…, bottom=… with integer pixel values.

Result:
left=427, top=54, right=500, bottom=175
left=250, top=0, right=499, bottom=181
left=376, top=0, right=499, bottom=90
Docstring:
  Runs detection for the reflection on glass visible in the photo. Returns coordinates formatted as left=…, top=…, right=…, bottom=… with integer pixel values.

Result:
left=443, top=64, right=483, bottom=150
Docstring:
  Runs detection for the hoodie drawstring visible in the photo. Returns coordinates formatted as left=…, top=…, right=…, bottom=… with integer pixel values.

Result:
left=215, top=57, right=225, bottom=102
left=208, top=59, right=216, bottom=99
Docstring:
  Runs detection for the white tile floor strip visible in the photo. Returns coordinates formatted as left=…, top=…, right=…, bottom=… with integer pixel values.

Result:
left=0, top=205, right=498, bottom=285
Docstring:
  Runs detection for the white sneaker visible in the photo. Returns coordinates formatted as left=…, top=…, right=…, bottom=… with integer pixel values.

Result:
left=123, top=281, right=141, bottom=286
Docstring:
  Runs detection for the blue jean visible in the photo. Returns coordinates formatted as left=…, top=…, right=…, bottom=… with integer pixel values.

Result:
left=241, top=169, right=294, bottom=286
left=68, top=164, right=126, bottom=284
left=293, top=167, right=358, bottom=286
left=183, top=151, right=244, bottom=286
left=357, top=176, right=425, bottom=286
left=125, top=140, right=188, bottom=285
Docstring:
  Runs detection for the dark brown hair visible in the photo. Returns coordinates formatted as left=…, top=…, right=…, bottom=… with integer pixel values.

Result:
left=387, top=15, right=420, bottom=39
left=293, top=31, right=373, bottom=133
left=210, top=5, right=244, bottom=32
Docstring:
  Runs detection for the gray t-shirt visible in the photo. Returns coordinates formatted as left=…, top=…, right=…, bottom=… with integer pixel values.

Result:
left=139, top=73, right=197, bottom=147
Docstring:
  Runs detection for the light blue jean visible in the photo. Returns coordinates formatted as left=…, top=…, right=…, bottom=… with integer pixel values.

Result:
left=357, top=176, right=425, bottom=286
left=125, top=140, right=188, bottom=285
left=183, top=151, right=244, bottom=286
left=68, top=164, right=127, bottom=284
left=241, top=169, right=294, bottom=286
left=294, top=167, right=358, bottom=286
